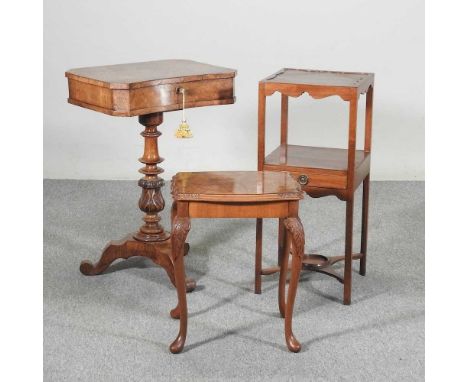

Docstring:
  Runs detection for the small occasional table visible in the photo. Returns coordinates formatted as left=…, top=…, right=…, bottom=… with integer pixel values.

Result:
left=65, top=60, right=236, bottom=291
left=169, top=171, right=304, bottom=353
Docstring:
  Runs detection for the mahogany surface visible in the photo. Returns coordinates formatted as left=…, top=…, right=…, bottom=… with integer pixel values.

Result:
left=261, top=68, right=374, bottom=100
left=265, top=145, right=368, bottom=171
left=169, top=171, right=304, bottom=353
left=263, top=68, right=373, bottom=88
left=65, top=59, right=236, bottom=293
left=257, top=68, right=374, bottom=305
left=171, top=171, right=302, bottom=202
left=66, top=59, right=236, bottom=116
left=264, top=145, right=371, bottom=193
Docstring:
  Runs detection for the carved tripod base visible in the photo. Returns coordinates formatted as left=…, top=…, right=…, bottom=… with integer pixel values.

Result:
left=80, top=112, right=196, bottom=293
left=80, top=234, right=196, bottom=292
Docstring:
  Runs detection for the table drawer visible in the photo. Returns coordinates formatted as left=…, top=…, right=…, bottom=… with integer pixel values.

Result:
left=67, top=76, right=235, bottom=117
left=129, top=78, right=235, bottom=115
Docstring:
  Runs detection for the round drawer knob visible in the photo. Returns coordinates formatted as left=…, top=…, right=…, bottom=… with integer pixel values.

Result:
left=298, top=174, right=309, bottom=186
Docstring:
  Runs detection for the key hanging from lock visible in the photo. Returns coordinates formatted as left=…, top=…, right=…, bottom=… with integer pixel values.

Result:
left=175, top=88, right=193, bottom=138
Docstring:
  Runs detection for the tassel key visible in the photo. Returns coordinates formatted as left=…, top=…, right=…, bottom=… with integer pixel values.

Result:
left=175, top=88, right=193, bottom=138
left=175, top=120, right=193, bottom=138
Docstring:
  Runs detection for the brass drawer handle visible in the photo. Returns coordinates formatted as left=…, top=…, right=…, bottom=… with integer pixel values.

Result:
left=298, top=174, right=309, bottom=186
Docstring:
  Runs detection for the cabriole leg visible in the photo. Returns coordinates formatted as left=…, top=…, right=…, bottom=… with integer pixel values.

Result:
left=169, top=216, right=191, bottom=354
left=283, top=217, right=304, bottom=353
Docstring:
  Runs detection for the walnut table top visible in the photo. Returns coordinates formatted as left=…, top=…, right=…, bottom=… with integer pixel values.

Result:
left=66, top=59, right=236, bottom=116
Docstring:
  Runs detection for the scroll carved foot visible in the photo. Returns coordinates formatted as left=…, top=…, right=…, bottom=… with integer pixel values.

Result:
left=80, top=235, right=136, bottom=276
left=79, top=234, right=196, bottom=292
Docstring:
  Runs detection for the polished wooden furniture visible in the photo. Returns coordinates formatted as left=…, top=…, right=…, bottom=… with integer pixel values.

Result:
left=169, top=171, right=304, bottom=353
left=256, top=68, right=374, bottom=305
left=65, top=60, right=236, bottom=291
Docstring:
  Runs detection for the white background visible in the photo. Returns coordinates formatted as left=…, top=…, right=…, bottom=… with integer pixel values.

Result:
left=44, top=0, right=424, bottom=180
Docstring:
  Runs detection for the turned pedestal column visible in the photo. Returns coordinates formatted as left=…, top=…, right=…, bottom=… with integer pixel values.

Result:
left=134, top=113, right=169, bottom=242
left=79, top=112, right=195, bottom=291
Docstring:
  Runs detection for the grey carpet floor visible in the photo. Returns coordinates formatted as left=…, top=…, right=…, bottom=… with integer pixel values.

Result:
left=44, top=180, right=424, bottom=382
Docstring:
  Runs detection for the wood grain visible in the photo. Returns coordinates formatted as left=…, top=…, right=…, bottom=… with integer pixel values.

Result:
left=171, top=171, right=303, bottom=202
left=170, top=172, right=304, bottom=353
left=256, top=67, right=374, bottom=305
left=66, top=59, right=236, bottom=116
left=67, top=59, right=236, bottom=301
left=262, top=68, right=374, bottom=96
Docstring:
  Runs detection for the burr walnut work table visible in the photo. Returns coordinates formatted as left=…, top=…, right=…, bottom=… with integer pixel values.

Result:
left=65, top=60, right=236, bottom=291
left=169, top=171, right=305, bottom=353
left=256, top=68, right=374, bottom=305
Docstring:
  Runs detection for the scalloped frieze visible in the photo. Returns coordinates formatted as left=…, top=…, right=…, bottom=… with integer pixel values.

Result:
left=264, top=87, right=355, bottom=101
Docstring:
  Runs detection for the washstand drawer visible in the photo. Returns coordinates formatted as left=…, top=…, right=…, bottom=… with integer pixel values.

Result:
left=285, top=169, right=348, bottom=190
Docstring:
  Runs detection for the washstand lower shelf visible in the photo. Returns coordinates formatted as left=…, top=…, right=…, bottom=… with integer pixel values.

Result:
left=261, top=253, right=364, bottom=283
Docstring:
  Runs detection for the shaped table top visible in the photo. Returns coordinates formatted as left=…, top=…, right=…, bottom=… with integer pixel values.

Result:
left=260, top=68, right=374, bottom=98
left=65, top=59, right=236, bottom=116
left=66, top=59, right=236, bottom=89
left=171, top=171, right=303, bottom=202
left=262, top=68, right=373, bottom=88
